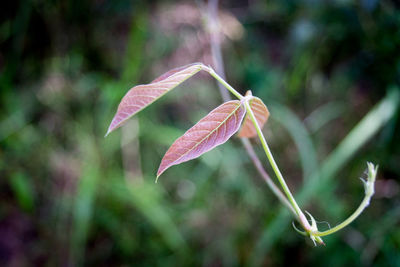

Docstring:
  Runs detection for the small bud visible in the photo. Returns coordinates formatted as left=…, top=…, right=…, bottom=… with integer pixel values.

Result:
left=367, top=162, right=378, bottom=183
left=245, top=90, right=253, bottom=97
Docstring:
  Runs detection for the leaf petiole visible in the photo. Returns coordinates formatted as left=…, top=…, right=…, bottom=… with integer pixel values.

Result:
left=204, top=66, right=244, bottom=100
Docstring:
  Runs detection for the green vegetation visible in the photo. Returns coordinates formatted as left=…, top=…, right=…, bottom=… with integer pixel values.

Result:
left=1, top=1, right=399, bottom=266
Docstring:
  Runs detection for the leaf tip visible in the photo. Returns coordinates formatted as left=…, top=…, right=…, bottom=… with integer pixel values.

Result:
left=104, top=127, right=112, bottom=138
left=156, top=166, right=167, bottom=181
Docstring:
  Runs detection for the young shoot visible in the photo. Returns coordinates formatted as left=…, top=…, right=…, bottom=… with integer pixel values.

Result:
left=106, top=63, right=377, bottom=245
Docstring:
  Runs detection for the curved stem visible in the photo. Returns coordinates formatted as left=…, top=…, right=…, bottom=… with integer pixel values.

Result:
left=314, top=163, right=377, bottom=237
left=315, top=195, right=371, bottom=237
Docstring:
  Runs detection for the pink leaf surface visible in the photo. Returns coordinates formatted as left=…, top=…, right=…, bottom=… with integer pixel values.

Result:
left=238, top=97, right=270, bottom=138
left=157, top=100, right=246, bottom=178
left=106, top=63, right=205, bottom=136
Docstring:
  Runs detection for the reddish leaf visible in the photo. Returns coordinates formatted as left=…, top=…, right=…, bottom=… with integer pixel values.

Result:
left=157, top=100, right=246, bottom=178
left=238, top=97, right=269, bottom=138
left=106, top=63, right=205, bottom=136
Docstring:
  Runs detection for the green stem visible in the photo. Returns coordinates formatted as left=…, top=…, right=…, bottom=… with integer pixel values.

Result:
left=314, top=163, right=377, bottom=237
left=240, top=138, right=297, bottom=217
left=204, top=66, right=244, bottom=100
left=244, top=100, right=307, bottom=224
left=204, top=66, right=296, bottom=218
left=206, top=64, right=309, bottom=229
left=315, top=196, right=371, bottom=237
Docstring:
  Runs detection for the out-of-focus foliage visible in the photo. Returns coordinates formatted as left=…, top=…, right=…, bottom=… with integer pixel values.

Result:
left=1, top=0, right=399, bottom=266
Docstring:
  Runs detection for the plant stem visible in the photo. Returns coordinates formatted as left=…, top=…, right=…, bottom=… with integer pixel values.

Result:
left=241, top=138, right=297, bottom=216
left=203, top=0, right=298, bottom=226
left=205, top=64, right=297, bottom=217
left=315, top=196, right=371, bottom=236
left=244, top=100, right=306, bottom=223
left=314, top=163, right=377, bottom=237
left=204, top=66, right=243, bottom=100
left=205, top=63, right=302, bottom=221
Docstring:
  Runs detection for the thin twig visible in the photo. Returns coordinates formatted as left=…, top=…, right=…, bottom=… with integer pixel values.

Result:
left=207, top=0, right=231, bottom=101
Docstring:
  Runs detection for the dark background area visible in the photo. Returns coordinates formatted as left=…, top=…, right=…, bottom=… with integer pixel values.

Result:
left=1, top=0, right=399, bottom=266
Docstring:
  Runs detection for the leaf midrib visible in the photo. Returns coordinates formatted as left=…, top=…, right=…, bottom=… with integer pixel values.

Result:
left=165, top=102, right=244, bottom=166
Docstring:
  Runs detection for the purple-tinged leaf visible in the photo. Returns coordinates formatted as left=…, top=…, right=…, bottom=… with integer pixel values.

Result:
left=106, top=63, right=205, bottom=136
left=238, top=97, right=269, bottom=138
left=157, top=100, right=246, bottom=178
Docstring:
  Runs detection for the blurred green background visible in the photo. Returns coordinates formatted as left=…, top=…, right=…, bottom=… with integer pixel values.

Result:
left=1, top=0, right=400, bottom=266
